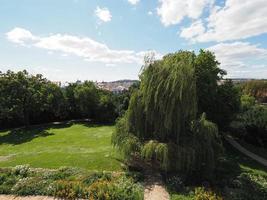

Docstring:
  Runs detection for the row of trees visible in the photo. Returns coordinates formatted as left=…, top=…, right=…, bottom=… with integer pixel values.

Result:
left=0, top=70, right=132, bottom=129
left=112, top=50, right=241, bottom=179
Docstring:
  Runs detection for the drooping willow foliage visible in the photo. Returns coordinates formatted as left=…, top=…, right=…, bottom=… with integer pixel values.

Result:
left=112, top=51, right=223, bottom=176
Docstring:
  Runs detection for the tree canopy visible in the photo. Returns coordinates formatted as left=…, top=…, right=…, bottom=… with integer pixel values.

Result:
left=0, top=70, right=129, bottom=128
left=112, top=51, right=223, bottom=177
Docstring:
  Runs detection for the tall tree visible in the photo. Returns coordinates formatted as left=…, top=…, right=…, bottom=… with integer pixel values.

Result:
left=112, top=51, right=223, bottom=177
left=73, top=81, right=99, bottom=119
left=194, top=50, right=240, bottom=128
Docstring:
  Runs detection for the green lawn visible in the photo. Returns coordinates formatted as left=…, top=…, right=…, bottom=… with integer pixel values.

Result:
left=169, top=140, right=267, bottom=200
left=0, top=123, right=122, bottom=171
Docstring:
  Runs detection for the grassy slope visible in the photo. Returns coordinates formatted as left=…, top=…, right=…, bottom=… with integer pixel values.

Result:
left=170, top=140, right=267, bottom=200
left=238, top=140, right=267, bottom=160
left=0, top=123, right=122, bottom=171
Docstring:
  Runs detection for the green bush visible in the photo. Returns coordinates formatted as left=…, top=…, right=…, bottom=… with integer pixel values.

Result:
left=11, top=177, right=52, bottom=196
left=194, top=187, right=222, bottom=200
left=42, top=167, right=80, bottom=181
left=241, top=94, right=256, bottom=111
left=88, top=176, right=143, bottom=200
left=166, top=175, right=184, bottom=192
left=54, top=180, right=88, bottom=199
left=242, top=105, right=267, bottom=147
left=54, top=175, right=143, bottom=200
left=0, top=173, right=17, bottom=194
left=0, top=166, right=143, bottom=199
left=82, top=172, right=112, bottom=185
left=12, top=165, right=30, bottom=177
left=226, top=173, right=267, bottom=200
left=231, top=105, right=267, bottom=147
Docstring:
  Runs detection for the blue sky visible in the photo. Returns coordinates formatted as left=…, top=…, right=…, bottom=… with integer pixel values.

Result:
left=0, top=0, right=267, bottom=82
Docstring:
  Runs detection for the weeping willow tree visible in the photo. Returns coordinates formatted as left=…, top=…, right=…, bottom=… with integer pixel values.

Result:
left=112, top=51, right=223, bottom=176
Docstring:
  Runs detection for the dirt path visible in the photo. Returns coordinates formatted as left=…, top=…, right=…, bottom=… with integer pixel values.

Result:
left=144, top=172, right=170, bottom=200
left=225, top=135, right=267, bottom=167
left=0, top=195, right=55, bottom=200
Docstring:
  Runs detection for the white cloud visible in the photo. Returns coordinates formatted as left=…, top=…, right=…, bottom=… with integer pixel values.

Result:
left=157, top=0, right=214, bottom=26
left=6, top=27, right=38, bottom=45
left=95, top=7, right=112, bottom=22
left=207, top=42, right=267, bottom=78
left=180, top=20, right=205, bottom=40
left=128, top=0, right=140, bottom=5
left=6, top=27, right=162, bottom=64
left=180, top=0, right=267, bottom=42
left=148, top=11, right=153, bottom=16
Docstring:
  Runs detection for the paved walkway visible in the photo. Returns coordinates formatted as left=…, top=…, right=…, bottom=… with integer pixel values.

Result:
left=144, top=172, right=170, bottom=200
left=225, top=135, right=267, bottom=167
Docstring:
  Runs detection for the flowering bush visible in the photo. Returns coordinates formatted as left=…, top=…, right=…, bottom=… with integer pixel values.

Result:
left=12, top=165, right=30, bottom=177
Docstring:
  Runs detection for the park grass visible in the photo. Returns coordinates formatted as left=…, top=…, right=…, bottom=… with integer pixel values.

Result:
left=0, top=123, right=122, bottom=171
left=168, top=139, right=267, bottom=200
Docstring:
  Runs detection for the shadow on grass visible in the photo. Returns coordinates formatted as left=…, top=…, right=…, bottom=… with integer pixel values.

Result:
left=0, top=122, right=73, bottom=145
left=209, top=139, right=267, bottom=189
left=79, top=121, right=115, bottom=128
left=164, top=139, right=267, bottom=199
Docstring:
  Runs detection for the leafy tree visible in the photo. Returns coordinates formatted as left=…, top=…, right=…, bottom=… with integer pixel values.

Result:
left=0, top=70, right=67, bottom=128
left=73, top=81, right=99, bottom=119
left=113, top=81, right=140, bottom=117
left=0, top=70, right=126, bottom=128
left=0, top=70, right=43, bottom=126
left=64, top=82, right=81, bottom=119
left=96, top=90, right=117, bottom=123
left=213, top=80, right=241, bottom=128
left=241, top=94, right=256, bottom=111
left=194, top=50, right=226, bottom=117
left=112, top=51, right=223, bottom=178
left=194, top=50, right=240, bottom=128
left=38, top=82, right=67, bottom=123
left=236, top=105, right=267, bottom=148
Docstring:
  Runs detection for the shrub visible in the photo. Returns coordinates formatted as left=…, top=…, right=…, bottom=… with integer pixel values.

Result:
left=241, top=94, right=256, bottom=111
left=12, top=165, right=30, bottom=177
left=88, top=176, right=143, bottom=200
left=111, top=176, right=143, bottom=200
left=0, top=167, right=144, bottom=199
left=242, top=105, right=267, bottom=147
left=125, top=171, right=144, bottom=182
left=11, top=177, right=51, bottom=196
left=226, top=173, right=267, bottom=200
left=0, top=173, right=17, bottom=194
left=82, top=172, right=112, bottom=185
left=166, top=175, right=184, bottom=192
left=42, top=167, right=80, bottom=181
left=230, top=105, right=267, bottom=147
left=54, top=180, right=88, bottom=199
left=194, top=187, right=222, bottom=200
left=53, top=174, right=143, bottom=200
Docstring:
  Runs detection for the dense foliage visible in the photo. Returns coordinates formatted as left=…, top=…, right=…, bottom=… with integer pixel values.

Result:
left=194, top=50, right=240, bottom=128
left=112, top=51, right=225, bottom=178
left=241, top=80, right=267, bottom=103
left=0, top=166, right=143, bottom=199
left=0, top=70, right=131, bottom=128
left=231, top=104, right=267, bottom=148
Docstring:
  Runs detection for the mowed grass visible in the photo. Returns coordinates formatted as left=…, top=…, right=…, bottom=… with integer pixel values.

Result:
left=0, top=123, right=122, bottom=171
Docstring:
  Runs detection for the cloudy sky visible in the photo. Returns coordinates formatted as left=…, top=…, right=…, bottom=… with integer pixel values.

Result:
left=0, top=0, right=267, bottom=81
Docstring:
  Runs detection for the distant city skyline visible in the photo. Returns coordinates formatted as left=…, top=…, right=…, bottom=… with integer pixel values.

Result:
left=0, top=0, right=267, bottom=81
